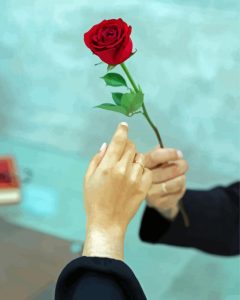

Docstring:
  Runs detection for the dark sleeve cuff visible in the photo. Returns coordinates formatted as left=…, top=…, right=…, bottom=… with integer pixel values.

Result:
left=139, top=205, right=177, bottom=243
left=55, top=256, right=147, bottom=300
left=139, top=182, right=240, bottom=256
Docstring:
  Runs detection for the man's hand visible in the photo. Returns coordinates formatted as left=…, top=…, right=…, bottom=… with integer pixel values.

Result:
left=144, top=145, right=189, bottom=220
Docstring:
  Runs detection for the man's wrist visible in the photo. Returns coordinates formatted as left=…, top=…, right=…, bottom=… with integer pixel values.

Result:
left=157, top=205, right=180, bottom=220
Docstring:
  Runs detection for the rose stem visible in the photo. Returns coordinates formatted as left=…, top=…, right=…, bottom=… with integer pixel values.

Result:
left=121, top=63, right=164, bottom=147
left=120, top=62, right=190, bottom=227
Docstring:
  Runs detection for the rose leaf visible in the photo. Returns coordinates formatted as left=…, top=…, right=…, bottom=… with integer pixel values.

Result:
left=93, top=103, right=129, bottom=116
left=112, top=93, right=123, bottom=105
left=121, top=91, right=144, bottom=113
left=101, top=73, right=128, bottom=87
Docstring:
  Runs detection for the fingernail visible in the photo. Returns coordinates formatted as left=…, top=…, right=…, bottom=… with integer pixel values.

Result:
left=120, top=122, right=128, bottom=127
left=177, top=150, right=183, bottom=158
left=99, top=142, right=107, bottom=152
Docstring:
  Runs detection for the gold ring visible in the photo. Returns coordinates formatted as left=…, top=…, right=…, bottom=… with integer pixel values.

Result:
left=134, top=161, right=145, bottom=169
left=161, top=182, right=168, bottom=194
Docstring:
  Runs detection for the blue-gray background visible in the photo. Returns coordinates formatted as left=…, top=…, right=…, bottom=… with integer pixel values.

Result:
left=0, top=1, right=239, bottom=299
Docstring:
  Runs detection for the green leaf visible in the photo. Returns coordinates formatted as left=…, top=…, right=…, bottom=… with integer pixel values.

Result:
left=93, top=103, right=128, bottom=116
left=101, top=73, right=128, bottom=87
left=121, top=91, right=144, bottom=114
left=112, top=93, right=123, bottom=105
left=107, top=64, right=116, bottom=72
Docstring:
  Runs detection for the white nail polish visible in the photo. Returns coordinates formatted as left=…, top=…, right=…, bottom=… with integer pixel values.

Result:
left=120, top=122, right=128, bottom=127
left=177, top=150, right=183, bottom=158
left=99, top=142, right=107, bottom=152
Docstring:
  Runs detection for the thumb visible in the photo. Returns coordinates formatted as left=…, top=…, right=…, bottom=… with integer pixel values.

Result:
left=144, top=146, right=180, bottom=169
left=85, top=142, right=108, bottom=180
left=144, top=145, right=161, bottom=169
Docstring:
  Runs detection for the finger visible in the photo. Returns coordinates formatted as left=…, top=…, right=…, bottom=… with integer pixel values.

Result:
left=156, top=185, right=186, bottom=210
left=147, top=189, right=183, bottom=210
left=151, top=159, right=188, bottom=183
left=164, top=175, right=186, bottom=194
left=99, top=122, right=128, bottom=169
left=85, top=142, right=108, bottom=180
left=117, top=140, right=136, bottom=173
left=140, top=168, right=152, bottom=196
left=144, top=146, right=183, bottom=169
left=129, top=153, right=145, bottom=181
left=149, top=175, right=186, bottom=198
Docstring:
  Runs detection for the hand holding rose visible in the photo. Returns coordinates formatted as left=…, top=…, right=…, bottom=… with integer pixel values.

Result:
left=144, top=146, right=188, bottom=219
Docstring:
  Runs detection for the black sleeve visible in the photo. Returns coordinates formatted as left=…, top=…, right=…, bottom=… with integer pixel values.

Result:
left=55, top=256, right=147, bottom=300
left=139, top=181, right=240, bottom=256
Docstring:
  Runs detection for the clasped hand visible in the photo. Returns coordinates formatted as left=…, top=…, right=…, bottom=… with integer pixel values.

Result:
left=83, top=122, right=188, bottom=260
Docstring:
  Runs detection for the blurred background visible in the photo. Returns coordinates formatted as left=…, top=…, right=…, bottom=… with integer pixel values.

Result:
left=0, top=0, right=239, bottom=299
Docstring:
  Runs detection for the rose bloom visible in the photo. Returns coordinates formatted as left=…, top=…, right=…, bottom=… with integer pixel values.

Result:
left=84, top=18, right=133, bottom=65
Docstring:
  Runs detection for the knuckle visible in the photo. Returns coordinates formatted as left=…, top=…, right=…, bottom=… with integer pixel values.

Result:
left=128, top=176, right=138, bottom=186
left=112, top=166, right=125, bottom=177
left=101, top=167, right=110, bottom=175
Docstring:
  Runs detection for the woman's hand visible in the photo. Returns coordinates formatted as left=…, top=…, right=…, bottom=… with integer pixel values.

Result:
left=82, top=122, right=152, bottom=260
left=144, top=146, right=188, bottom=219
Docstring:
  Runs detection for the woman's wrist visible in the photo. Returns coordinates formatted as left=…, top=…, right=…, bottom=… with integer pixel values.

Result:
left=82, top=223, right=126, bottom=261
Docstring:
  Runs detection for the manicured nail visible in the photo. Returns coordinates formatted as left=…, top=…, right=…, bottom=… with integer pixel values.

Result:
left=120, top=122, right=128, bottom=127
left=99, top=142, right=107, bottom=152
left=177, top=150, right=183, bottom=158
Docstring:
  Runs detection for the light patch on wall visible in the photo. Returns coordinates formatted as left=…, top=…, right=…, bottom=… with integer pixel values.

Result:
left=21, top=184, right=58, bottom=217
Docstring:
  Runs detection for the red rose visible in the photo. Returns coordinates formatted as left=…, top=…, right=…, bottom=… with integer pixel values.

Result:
left=84, top=18, right=133, bottom=65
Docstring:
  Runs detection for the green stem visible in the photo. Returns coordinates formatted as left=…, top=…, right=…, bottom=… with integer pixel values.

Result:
left=120, top=63, right=164, bottom=148
left=120, top=62, right=190, bottom=227
left=142, top=102, right=164, bottom=148
left=120, top=63, right=139, bottom=92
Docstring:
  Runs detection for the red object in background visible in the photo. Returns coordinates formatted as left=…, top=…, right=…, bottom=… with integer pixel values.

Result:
left=0, top=157, right=21, bottom=204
